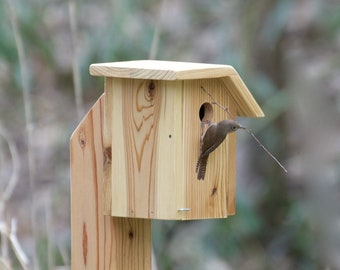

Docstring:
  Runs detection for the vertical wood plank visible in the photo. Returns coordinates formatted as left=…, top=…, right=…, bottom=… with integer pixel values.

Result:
left=103, top=78, right=113, bottom=215
left=122, top=79, right=161, bottom=218
left=108, top=79, right=163, bottom=218
left=155, top=80, right=185, bottom=219
left=107, top=78, right=129, bottom=217
left=70, top=94, right=151, bottom=269
left=226, top=95, right=237, bottom=216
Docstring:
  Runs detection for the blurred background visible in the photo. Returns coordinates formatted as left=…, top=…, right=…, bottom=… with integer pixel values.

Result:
left=1, top=0, right=340, bottom=269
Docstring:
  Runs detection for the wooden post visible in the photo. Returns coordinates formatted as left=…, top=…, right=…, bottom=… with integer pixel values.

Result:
left=70, top=94, right=152, bottom=269
left=70, top=60, right=263, bottom=269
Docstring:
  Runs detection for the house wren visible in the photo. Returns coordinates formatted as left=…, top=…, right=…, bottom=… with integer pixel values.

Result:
left=196, top=119, right=242, bottom=180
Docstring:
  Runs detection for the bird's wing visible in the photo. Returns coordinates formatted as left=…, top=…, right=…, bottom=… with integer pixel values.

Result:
left=201, top=124, right=226, bottom=157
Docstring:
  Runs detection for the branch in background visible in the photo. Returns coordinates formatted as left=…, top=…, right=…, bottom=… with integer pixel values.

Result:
left=5, top=0, right=39, bottom=268
left=9, top=219, right=30, bottom=270
left=149, top=0, right=165, bottom=60
left=69, top=0, right=84, bottom=120
left=45, top=193, right=54, bottom=270
left=0, top=123, right=20, bottom=202
left=0, top=258, right=11, bottom=270
left=149, top=24, right=160, bottom=60
left=0, top=219, right=30, bottom=270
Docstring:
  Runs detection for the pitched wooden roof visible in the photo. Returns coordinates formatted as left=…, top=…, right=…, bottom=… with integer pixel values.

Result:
left=90, top=60, right=264, bottom=117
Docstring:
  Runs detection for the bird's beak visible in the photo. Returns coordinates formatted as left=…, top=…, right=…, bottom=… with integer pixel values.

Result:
left=238, top=125, right=246, bottom=130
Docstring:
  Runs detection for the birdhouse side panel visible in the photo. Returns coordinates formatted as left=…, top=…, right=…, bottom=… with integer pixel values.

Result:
left=220, top=76, right=264, bottom=117
left=182, top=79, right=237, bottom=220
left=226, top=131, right=237, bottom=215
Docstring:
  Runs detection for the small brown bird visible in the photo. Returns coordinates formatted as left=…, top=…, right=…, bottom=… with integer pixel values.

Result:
left=196, top=119, right=242, bottom=180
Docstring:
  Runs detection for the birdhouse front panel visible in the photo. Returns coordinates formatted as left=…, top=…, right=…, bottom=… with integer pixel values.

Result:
left=102, top=77, right=236, bottom=220
left=89, top=60, right=264, bottom=220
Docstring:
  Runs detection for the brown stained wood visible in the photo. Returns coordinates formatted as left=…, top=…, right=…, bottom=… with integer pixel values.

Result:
left=70, top=94, right=151, bottom=269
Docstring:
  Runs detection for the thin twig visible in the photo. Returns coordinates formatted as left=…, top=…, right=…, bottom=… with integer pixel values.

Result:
left=201, top=86, right=235, bottom=119
left=240, top=127, right=288, bottom=173
left=45, top=193, right=54, bottom=270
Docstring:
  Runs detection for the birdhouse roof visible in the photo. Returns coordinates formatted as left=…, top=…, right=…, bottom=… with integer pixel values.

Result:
left=90, top=60, right=264, bottom=117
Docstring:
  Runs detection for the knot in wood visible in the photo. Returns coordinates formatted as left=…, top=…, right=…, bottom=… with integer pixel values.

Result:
left=128, top=230, right=134, bottom=240
left=78, top=128, right=86, bottom=149
left=104, top=147, right=112, bottom=165
left=211, top=186, right=218, bottom=196
left=82, top=223, right=88, bottom=265
left=147, top=81, right=156, bottom=100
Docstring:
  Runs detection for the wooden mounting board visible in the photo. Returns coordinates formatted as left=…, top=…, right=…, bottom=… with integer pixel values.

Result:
left=70, top=94, right=151, bottom=269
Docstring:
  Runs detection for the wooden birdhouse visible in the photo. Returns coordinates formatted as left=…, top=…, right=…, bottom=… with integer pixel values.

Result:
left=88, top=60, right=263, bottom=220
left=70, top=60, right=264, bottom=269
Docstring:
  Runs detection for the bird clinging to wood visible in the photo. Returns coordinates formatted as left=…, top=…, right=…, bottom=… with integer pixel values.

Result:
left=196, top=119, right=242, bottom=180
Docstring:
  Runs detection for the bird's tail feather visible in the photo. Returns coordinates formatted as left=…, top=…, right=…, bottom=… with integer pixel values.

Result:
left=197, top=156, right=208, bottom=180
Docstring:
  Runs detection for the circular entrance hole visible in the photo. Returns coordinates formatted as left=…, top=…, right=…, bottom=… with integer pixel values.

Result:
left=199, top=102, right=213, bottom=123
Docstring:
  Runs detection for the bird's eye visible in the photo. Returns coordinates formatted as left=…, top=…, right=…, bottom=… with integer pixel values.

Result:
left=232, top=126, right=237, bottom=131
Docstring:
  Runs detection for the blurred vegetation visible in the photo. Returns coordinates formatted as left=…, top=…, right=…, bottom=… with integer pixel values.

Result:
left=1, top=0, right=340, bottom=269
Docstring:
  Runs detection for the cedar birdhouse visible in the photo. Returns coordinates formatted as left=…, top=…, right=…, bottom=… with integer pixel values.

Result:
left=89, top=60, right=264, bottom=220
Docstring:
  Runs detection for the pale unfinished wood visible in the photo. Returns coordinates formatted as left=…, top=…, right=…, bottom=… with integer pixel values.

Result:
left=70, top=94, right=151, bottom=270
left=90, top=60, right=264, bottom=118
left=220, top=76, right=264, bottom=117
left=183, top=79, right=236, bottom=219
left=152, top=80, right=186, bottom=219
left=104, top=77, right=239, bottom=220
left=90, top=60, right=237, bottom=80
left=103, top=79, right=113, bottom=215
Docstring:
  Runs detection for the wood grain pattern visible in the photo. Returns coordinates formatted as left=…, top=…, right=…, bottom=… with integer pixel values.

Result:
left=90, top=60, right=264, bottom=118
left=104, top=77, right=239, bottom=220
left=90, top=60, right=237, bottom=80
left=103, top=79, right=113, bottom=215
left=183, top=79, right=236, bottom=219
left=70, top=94, right=151, bottom=269
left=155, top=80, right=186, bottom=219
left=220, top=76, right=264, bottom=117
left=122, top=79, right=161, bottom=218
